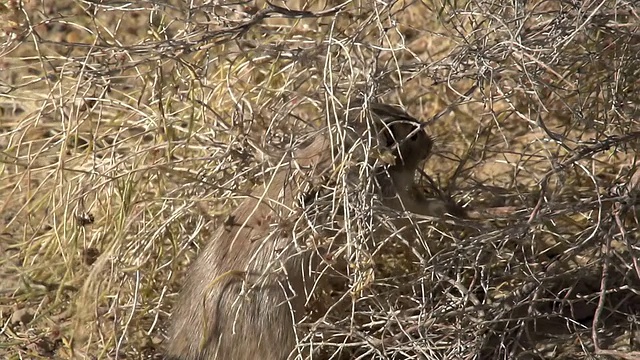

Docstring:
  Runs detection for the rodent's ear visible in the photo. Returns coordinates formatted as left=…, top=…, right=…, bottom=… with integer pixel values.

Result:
left=378, top=125, right=397, bottom=149
left=333, top=100, right=426, bottom=155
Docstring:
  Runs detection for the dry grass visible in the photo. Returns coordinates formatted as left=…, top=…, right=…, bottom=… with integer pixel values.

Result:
left=0, top=0, right=639, bottom=359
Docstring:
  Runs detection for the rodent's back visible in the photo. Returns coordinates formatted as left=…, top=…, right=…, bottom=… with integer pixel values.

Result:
left=166, top=129, right=332, bottom=359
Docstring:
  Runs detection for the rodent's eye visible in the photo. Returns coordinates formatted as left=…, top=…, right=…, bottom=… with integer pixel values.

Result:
left=408, top=127, right=422, bottom=141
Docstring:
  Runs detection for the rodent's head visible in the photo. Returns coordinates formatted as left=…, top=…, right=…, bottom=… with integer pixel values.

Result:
left=342, top=101, right=433, bottom=171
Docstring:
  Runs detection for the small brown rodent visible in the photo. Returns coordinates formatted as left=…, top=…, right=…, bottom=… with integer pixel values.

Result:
left=165, top=101, right=450, bottom=360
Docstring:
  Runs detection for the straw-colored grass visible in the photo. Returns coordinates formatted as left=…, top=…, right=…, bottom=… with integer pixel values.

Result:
left=1, top=0, right=638, bottom=359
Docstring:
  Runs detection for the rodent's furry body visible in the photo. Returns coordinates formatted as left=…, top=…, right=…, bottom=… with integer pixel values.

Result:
left=166, top=101, right=447, bottom=360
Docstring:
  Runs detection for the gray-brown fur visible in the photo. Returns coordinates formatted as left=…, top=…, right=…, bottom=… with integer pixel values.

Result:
left=165, top=101, right=447, bottom=360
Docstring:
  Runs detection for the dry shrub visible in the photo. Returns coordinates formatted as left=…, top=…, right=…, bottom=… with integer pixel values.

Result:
left=0, top=0, right=638, bottom=359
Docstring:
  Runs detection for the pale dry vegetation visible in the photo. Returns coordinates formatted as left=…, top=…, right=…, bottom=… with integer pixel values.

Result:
left=0, top=0, right=638, bottom=359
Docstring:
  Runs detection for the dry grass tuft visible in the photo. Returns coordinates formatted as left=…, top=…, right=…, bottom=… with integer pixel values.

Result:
left=0, top=0, right=638, bottom=359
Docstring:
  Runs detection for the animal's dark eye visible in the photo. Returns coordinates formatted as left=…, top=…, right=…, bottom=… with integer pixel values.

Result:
left=408, top=127, right=422, bottom=141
